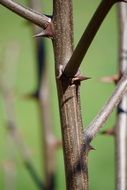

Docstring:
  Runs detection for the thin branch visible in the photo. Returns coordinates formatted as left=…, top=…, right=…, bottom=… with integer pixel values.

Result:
left=115, top=3, right=127, bottom=190
left=63, top=0, right=126, bottom=77
left=3, top=86, right=44, bottom=190
left=84, top=74, right=127, bottom=144
left=3, top=160, right=16, bottom=190
left=0, top=42, right=44, bottom=190
left=29, top=1, right=60, bottom=189
left=0, top=0, right=51, bottom=29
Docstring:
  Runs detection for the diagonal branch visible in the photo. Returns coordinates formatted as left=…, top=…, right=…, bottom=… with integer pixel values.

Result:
left=3, top=90, right=44, bottom=190
left=0, top=0, right=51, bottom=29
left=84, top=74, right=127, bottom=144
left=63, top=0, right=127, bottom=77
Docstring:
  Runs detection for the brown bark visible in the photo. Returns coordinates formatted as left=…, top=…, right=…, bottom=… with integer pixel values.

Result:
left=52, top=1, right=88, bottom=189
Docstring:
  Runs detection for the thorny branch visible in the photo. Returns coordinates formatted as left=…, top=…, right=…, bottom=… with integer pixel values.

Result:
left=84, top=74, right=127, bottom=144
left=63, top=0, right=127, bottom=78
left=1, top=0, right=127, bottom=190
left=0, top=0, right=51, bottom=31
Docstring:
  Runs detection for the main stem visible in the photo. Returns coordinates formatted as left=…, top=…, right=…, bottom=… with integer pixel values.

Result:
left=52, top=1, right=88, bottom=190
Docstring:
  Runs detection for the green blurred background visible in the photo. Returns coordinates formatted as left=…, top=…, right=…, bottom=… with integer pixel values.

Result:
left=0, top=0, right=119, bottom=189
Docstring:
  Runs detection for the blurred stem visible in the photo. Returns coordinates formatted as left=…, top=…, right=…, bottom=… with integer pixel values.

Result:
left=29, top=1, right=59, bottom=189
left=3, top=135, right=17, bottom=190
left=116, top=3, right=127, bottom=190
left=3, top=89, right=44, bottom=190
left=39, top=71, right=58, bottom=190
left=1, top=43, right=44, bottom=190
left=84, top=74, right=127, bottom=144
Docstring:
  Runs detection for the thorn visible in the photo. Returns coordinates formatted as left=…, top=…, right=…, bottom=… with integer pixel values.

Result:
left=71, top=75, right=91, bottom=84
left=33, top=31, right=46, bottom=38
left=34, top=22, right=54, bottom=39
left=101, top=128, right=116, bottom=136
left=100, top=74, right=119, bottom=84
left=56, top=67, right=91, bottom=85
left=88, top=144, right=96, bottom=152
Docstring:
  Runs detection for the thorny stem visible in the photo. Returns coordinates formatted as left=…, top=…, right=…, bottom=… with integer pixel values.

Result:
left=116, top=3, right=127, bottom=190
left=63, top=0, right=127, bottom=77
left=1, top=0, right=127, bottom=189
left=53, top=1, right=88, bottom=190
left=84, top=74, right=127, bottom=144
left=0, top=0, right=50, bottom=29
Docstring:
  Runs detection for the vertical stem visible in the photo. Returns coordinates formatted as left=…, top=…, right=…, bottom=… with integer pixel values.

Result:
left=116, top=3, right=127, bottom=190
left=52, top=1, right=88, bottom=189
left=29, top=1, right=58, bottom=189
left=39, top=71, right=58, bottom=190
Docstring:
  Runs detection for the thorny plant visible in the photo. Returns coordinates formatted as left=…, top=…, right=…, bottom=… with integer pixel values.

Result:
left=0, top=0, right=127, bottom=190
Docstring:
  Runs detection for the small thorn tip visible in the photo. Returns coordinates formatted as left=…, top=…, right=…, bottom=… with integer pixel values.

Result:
left=33, top=31, right=46, bottom=38
left=101, top=128, right=115, bottom=136
left=100, top=74, right=119, bottom=84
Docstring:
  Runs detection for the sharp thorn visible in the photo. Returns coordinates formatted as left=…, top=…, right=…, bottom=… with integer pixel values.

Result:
left=72, top=75, right=91, bottom=83
left=88, top=144, right=96, bottom=152
left=78, top=76, right=91, bottom=81
left=33, top=31, right=46, bottom=38
left=33, top=22, right=54, bottom=39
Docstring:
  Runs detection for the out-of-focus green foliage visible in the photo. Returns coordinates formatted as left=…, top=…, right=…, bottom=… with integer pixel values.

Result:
left=0, top=1, right=118, bottom=189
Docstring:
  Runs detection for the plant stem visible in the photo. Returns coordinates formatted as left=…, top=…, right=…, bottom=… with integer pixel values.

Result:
left=29, top=0, right=58, bottom=189
left=1, top=41, right=44, bottom=190
left=0, top=0, right=50, bottom=29
left=63, top=0, right=119, bottom=77
left=53, top=1, right=88, bottom=189
left=84, top=74, right=127, bottom=144
left=3, top=78, right=44, bottom=190
left=116, top=3, right=127, bottom=190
